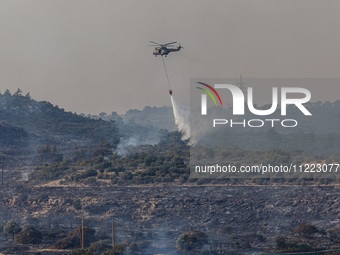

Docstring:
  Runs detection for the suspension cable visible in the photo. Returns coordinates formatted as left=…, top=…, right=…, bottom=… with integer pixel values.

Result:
left=161, top=55, right=172, bottom=90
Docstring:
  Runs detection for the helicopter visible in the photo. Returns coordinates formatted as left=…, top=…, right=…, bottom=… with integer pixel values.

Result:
left=149, top=41, right=182, bottom=57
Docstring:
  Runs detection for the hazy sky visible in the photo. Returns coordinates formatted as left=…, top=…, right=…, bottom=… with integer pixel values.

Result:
left=0, top=0, right=339, bottom=114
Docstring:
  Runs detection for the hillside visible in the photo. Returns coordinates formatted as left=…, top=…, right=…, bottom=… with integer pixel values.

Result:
left=87, top=106, right=176, bottom=131
left=0, top=90, right=119, bottom=148
left=0, top=90, right=340, bottom=254
left=0, top=122, right=28, bottom=147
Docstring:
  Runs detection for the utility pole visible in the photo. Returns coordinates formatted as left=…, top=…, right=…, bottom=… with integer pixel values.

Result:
left=1, top=159, right=3, bottom=185
left=174, top=135, right=176, bottom=158
left=1, top=154, right=4, bottom=185
left=81, top=212, right=84, bottom=249
left=79, top=226, right=82, bottom=249
left=112, top=218, right=115, bottom=251
left=173, top=135, right=176, bottom=172
left=237, top=75, right=247, bottom=101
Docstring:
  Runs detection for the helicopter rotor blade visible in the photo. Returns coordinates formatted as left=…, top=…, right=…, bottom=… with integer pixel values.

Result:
left=164, top=41, right=177, bottom=46
left=149, top=41, right=162, bottom=46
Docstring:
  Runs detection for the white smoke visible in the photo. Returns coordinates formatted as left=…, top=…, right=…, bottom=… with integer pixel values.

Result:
left=117, top=137, right=139, bottom=156
left=171, top=95, right=228, bottom=145
left=116, top=134, right=160, bottom=156
left=170, top=96, right=190, bottom=141
left=22, top=170, right=29, bottom=181
left=22, top=158, right=34, bottom=181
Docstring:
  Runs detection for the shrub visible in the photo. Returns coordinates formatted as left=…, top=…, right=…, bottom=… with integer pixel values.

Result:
left=15, top=224, right=42, bottom=244
left=176, top=230, right=208, bottom=252
left=53, top=226, right=95, bottom=249
left=88, top=241, right=111, bottom=255
left=73, top=198, right=82, bottom=210
left=295, top=224, right=319, bottom=238
left=102, top=243, right=126, bottom=255
left=3, top=220, right=21, bottom=241
left=275, top=236, right=287, bottom=249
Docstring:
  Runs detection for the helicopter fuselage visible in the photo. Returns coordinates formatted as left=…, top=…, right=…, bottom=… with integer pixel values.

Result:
left=153, top=46, right=182, bottom=56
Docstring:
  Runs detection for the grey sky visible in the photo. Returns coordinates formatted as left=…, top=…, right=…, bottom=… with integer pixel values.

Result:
left=0, top=0, right=339, bottom=114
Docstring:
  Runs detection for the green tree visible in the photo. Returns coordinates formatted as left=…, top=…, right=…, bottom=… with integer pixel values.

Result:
left=99, top=112, right=107, bottom=118
left=3, top=220, right=21, bottom=241
left=93, top=142, right=113, bottom=158
left=38, top=144, right=51, bottom=162
left=176, top=230, right=208, bottom=252
left=13, top=88, right=23, bottom=96
left=102, top=244, right=125, bottom=255
left=37, top=144, right=62, bottom=162
left=15, top=224, right=42, bottom=244
left=25, top=92, right=32, bottom=99
left=53, top=226, right=95, bottom=249
left=295, top=224, right=319, bottom=239
left=275, top=236, right=287, bottom=249
left=3, top=89, right=11, bottom=97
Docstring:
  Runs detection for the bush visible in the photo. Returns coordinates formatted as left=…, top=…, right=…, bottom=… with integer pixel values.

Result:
left=120, top=172, right=133, bottom=180
left=38, top=193, right=49, bottom=202
left=102, top=243, right=126, bottom=255
left=3, top=220, right=21, bottom=241
left=88, top=241, right=111, bottom=255
left=53, top=226, right=95, bottom=249
left=72, top=170, right=98, bottom=182
left=275, top=236, right=287, bottom=249
left=73, top=198, right=82, bottom=210
left=327, top=225, right=340, bottom=243
left=295, top=224, right=319, bottom=238
left=221, top=225, right=233, bottom=234
left=84, top=169, right=98, bottom=178
left=176, top=230, right=208, bottom=252
left=15, top=224, right=42, bottom=244
left=275, top=235, right=312, bottom=252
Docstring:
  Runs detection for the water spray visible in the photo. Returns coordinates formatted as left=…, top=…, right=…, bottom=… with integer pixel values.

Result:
left=170, top=96, right=190, bottom=141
